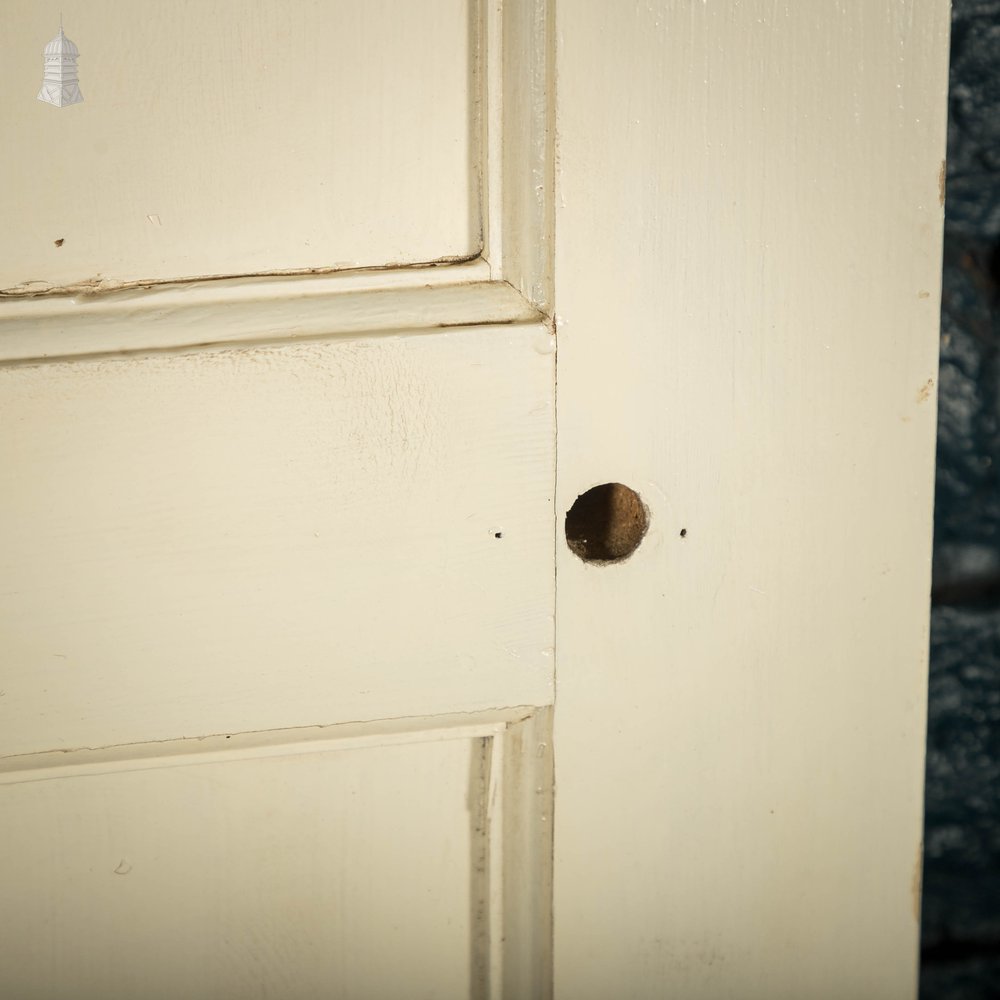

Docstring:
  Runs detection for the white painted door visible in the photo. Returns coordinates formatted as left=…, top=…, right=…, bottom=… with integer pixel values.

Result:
left=0, top=3, right=950, bottom=998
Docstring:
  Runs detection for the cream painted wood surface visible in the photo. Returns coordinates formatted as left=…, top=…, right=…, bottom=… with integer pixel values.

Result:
left=0, top=711, right=551, bottom=1000
left=0, top=1, right=950, bottom=997
left=1, top=2, right=556, bottom=994
left=0, top=262, right=540, bottom=363
left=0, top=0, right=476, bottom=291
left=553, top=2, right=950, bottom=998
left=0, top=326, right=554, bottom=756
left=1, top=737, right=478, bottom=999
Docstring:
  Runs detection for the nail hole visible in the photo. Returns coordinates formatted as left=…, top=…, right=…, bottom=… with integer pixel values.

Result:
left=680, top=528, right=687, bottom=538
left=494, top=532, right=503, bottom=539
left=565, top=483, right=649, bottom=563
left=54, top=238, right=64, bottom=247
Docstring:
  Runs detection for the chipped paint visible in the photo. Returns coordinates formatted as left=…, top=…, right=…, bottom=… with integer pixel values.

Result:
left=0, top=252, right=481, bottom=300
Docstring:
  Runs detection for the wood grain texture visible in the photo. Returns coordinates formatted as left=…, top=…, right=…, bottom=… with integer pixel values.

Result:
left=552, top=2, right=949, bottom=998
left=0, top=0, right=476, bottom=291
left=0, top=324, right=555, bottom=756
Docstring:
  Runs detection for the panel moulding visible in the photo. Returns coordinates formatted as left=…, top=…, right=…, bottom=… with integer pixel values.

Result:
left=0, top=264, right=546, bottom=365
left=0, top=0, right=554, bottom=362
left=0, top=706, right=554, bottom=1000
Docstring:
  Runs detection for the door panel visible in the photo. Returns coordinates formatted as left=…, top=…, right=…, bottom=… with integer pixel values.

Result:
left=0, top=326, right=554, bottom=756
left=2, top=735, right=483, bottom=1000
left=0, top=0, right=477, bottom=291
left=0, top=710, right=552, bottom=1000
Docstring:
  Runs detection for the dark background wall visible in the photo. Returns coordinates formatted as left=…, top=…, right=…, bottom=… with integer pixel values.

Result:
left=920, top=2, right=1000, bottom=997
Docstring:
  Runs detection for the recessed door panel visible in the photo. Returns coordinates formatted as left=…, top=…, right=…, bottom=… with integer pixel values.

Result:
left=0, top=0, right=478, bottom=291
left=0, top=737, right=478, bottom=1000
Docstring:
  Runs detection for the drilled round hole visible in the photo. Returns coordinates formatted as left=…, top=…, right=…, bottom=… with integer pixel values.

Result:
left=565, top=483, right=649, bottom=563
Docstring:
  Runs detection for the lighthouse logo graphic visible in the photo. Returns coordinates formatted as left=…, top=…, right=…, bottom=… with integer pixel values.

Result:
left=38, top=21, right=83, bottom=107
